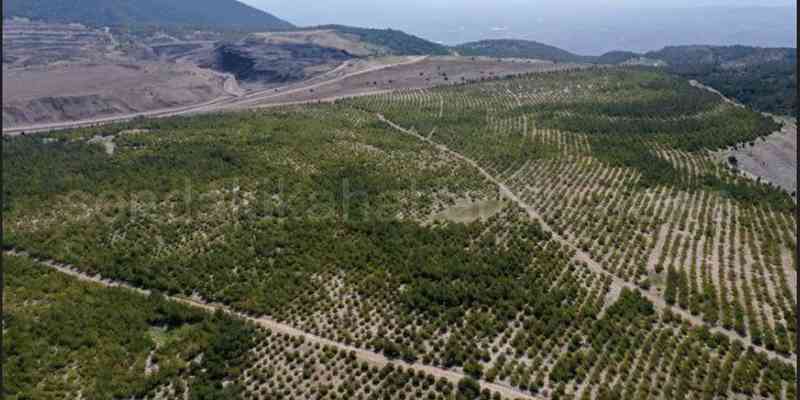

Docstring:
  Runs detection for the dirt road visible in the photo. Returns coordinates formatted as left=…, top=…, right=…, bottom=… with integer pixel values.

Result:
left=376, top=114, right=796, bottom=365
left=5, top=249, right=543, bottom=400
left=2, top=56, right=574, bottom=136
left=217, top=56, right=428, bottom=110
left=1, top=57, right=428, bottom=136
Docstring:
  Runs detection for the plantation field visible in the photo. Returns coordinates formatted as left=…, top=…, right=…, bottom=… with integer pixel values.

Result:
left=3, top=67, right=797, bottom=400
left=4, top=253, right=481, bottom=400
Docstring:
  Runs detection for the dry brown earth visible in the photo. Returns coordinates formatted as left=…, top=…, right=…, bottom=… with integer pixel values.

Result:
left=235, top=57, right=583, bottom=108
left=2, top=62, right=233, bottom=128
left=3, top=56, right=578, bottom=135
left=252, top=29, right=385, bottom=56
left=690, top=80, right=798, bottom=195
left=724, top=117, right=797, bottom=195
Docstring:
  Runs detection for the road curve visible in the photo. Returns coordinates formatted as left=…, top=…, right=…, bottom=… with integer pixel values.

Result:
left=2, top=57, right=428, bottom=136
left=5, top=249, right=543, bottom=400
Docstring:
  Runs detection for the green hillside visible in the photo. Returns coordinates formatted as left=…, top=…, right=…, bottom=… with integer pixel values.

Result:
left=317, top=25, right=451, bottom=56
left=453, top=39, right=587, bottom=63
left=645, top=45, right=795, bottom=72
left=3, top=0, right=294, bottom=31
left=451, top=40, right=797, bottom=115
left=645, top=46, right=797, bottom=115
left=4, top=68, right=796, bottom=399
left=593, top=50, right=641, bottom=64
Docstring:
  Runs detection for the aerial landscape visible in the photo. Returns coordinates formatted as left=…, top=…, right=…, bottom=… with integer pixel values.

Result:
left=2, top=1, right=798, bottom=400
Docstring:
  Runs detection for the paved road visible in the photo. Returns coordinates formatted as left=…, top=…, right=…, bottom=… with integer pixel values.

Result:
left=5, top=249, right=543, bottom=400
left=1, top=57, right=428, bottom=136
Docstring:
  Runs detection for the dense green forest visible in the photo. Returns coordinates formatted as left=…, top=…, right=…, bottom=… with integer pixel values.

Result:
left=4, top=254, right=255, bottom=400
left=316, top=25, right=451, bottom=56
left=3, top=0, right=293, bottom=31
left=676, top=61, right=797, bottom=115
left=646, top=46, right=797, bottom=115
left=450, top=41, right=797, bottom=115
left=453, top=40, right=587, bottom=63
left=592, top=51, right=641, bottom=65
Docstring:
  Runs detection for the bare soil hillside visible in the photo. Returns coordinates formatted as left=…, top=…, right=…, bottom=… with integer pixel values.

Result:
left=2, top=62, right=232, bottom=128
left=2, top=18, right=117, bottom=66
left=2, top=19, right=237, bottom=128
left=253, top=30, right=385, bottom=56
left=724, top=116, right=797, bottom=195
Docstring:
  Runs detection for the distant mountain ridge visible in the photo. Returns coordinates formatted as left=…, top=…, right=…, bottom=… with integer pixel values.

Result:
left=450, top=39, right=796, bottom=65
left=645, top=45, right=796, bottom=115
left=314, top=25, right=450, bottom=56
left=454, top=39, right=588, bottom=63
left=452, top=39, right=796, bottom=115
left=645, top=45, right=796, bottom=72
left=3, top=0, right=794, bottom=114
left=2, top=0, right=294, bottom=31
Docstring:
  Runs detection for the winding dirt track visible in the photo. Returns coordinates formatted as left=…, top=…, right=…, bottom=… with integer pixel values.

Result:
left=376, top=114, right=796, bottom=365
left=5, top=250, right=543, bottom=400
left=1, top=57, right=428, bottom=136
left=5, top=71, right=795, bottom=392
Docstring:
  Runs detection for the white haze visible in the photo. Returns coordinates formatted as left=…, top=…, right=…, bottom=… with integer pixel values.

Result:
left=245, top=0, right=797, bottom=54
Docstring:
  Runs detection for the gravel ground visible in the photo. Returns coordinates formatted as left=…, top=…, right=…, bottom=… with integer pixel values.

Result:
left=725, top=117, right=797, bottom=195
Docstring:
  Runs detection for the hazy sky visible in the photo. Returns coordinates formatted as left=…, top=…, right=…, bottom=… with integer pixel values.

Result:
left=243, top=0, right=797, bottom=54
left=246, top=0, right=795, bottom=26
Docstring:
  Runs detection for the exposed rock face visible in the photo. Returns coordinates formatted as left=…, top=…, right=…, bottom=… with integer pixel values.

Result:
left=151, top=43, right=205, bottom=58
left=2, top=95, right=128, bottom=126
left=2, top=18, right=112, bottom=66
left=3, top=62, right=230, bottom=128
left=207, top=41, right=353, bottom=83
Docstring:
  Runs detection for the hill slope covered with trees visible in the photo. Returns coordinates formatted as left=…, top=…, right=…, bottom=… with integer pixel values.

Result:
left=3, top=0, right=294, bottom=31
left=450, top=40, right=797, bottom=115
left=645, top=45, right=797, bottom=115
left=454, top=39, right=587, bottom=63
left=315, top=25, right=451, bottom=56
left=3, top=68, right=796, bottom=399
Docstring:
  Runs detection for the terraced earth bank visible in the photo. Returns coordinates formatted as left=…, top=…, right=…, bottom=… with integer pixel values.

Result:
left=2, top=62, right=232, bottom=128
left=2, top=18, right=235, bottom=129
left=4, top=67, right=797, bottom=400
left=2, top=19, right=559, bottom=132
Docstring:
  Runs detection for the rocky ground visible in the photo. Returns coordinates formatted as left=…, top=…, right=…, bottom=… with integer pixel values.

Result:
left=725, top=116, right=797, bottom=195
left=2, top=18, right=239, bottom=129
left=2, top=62, right=234, bottom=128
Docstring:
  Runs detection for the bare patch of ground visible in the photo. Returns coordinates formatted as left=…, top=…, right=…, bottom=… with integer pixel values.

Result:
left=2, top=56, right=584, bottom=135
left=432, top=198, right=505, bottom=224
left=2, top=18, right=117, bottom=67
left=2, top=62, right=231, bottom=128
left=87, top=135, right=115, bottom=155
left=241, top=57, right=583, bottom=108
left=252, top=30, right=384, bottom=57
left=2, top=19, right=244, bottom=130
left=690, top=80, right=797, bottom=195
left=1, top=57, right=424, bottom=135
left=722, top=117, right=797, bottom=195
